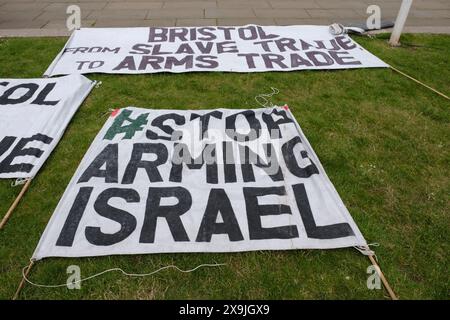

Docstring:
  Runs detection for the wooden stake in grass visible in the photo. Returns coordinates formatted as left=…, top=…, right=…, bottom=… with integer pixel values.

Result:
left=390, top=66, right=450, bottom=101
left=13, top=259, right=35, bottom=300
left=0, top=179, right=32, bottom=230
left=368, top=254, right=398, bottom=300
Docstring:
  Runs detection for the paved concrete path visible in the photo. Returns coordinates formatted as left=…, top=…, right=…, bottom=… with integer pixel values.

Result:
left=0, top=0, right=449, bottom=36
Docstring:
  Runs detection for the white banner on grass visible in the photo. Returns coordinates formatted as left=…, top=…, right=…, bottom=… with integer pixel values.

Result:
left=44, top=25, right=388, bottom=76
left=33, top=106, right=367, bottom=260
left=0, top=75, right=95, bottom=179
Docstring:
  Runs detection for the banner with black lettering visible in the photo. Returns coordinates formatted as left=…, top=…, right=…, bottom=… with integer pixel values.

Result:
left=33, top=106, right=367, bottom=260
left=44, top=25, right=388, bottom=76
left=0, top=75, right=95, bottom=179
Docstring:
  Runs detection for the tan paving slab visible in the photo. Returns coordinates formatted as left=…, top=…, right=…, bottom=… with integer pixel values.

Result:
left=1, top=0, right=36, bottom=3
left=405, top=18, right=450, bottom=27
left=42, top=19, right=96, bottom=29
left=0, top=0, right=449, bottom=34
left=164, top=1, right=216, bottom=9
left=35, top=9, right=93, bottom=21
left=164, top=0, right=217, bottom=1
left=147, top=8, right=204, bottom=19
left=275, top=18, right=335, bottom=25
left=217, top=18, right=276, bottom=26
left=268, top=1, right=320, bottom=9
left=105, top=2, right=163, bottom=10
left=57, top=0, right=132, bottom=2
left=353, top=7, right=398, bottom=20
left=0, top=3, right=51, bottom=11
left=412, top=1, right=450, bottom=10
left=87, top=9, right=148, bottom=20
left=254, top=9, right=310, bottom=19
left=176, top=18, right=217, bottom=26
left=0, top=29, right=71, bottom=38
left=315, top=0, right=369, bottom=10
left=0, top=11, right=47, bottom=22
left=217, top=1, right=271, bottom=9
left=367, top=2, right=402, bottom=10
left=142, top=19, right=177, bottom=26
left=401, top=26, right=450, bottom=33
left=44, top=3, right=109, bottom=11
left=205, top=8, right=256, bottom=19
left=0, top=20, right=48, bottom=29
left=409, top=9, right=450, bottom=19
left=306, top=8, right=365, bottom=18
left=94, top=18, right=175, bottom=27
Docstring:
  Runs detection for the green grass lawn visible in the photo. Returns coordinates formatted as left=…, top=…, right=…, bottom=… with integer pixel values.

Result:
left=0, top=33, right=448, bottom=300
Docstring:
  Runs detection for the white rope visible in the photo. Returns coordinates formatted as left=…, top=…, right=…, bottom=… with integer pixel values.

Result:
left=329, top=23, right=365, bottom=36
left=22, top=261, right=226, bottom=288
left=329, top=23, right=346, bottom=35
left=354, top=242, right=380, bottom=261
left=255, top=87, right=280, bottom=108
left=11, top=178, right=29, bottom=187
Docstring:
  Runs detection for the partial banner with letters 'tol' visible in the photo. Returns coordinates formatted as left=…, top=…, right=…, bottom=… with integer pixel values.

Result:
left=0, top=75, right=95, bottom=179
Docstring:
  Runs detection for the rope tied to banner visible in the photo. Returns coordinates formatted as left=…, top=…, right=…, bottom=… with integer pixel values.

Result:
left=255, top=87, right=280, bottom=108
left=328, top=23, right=368, bottom=37
left=18, top=259, right=226, bottom=290
left=354, top=242, right=380, bottom=261
left=11, top=178, right=29, bottom=187
left=354, top=243, right=398, bottom=300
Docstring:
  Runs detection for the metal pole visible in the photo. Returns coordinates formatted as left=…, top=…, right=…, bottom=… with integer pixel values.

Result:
left=389, top=0, right=413, bottom=46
